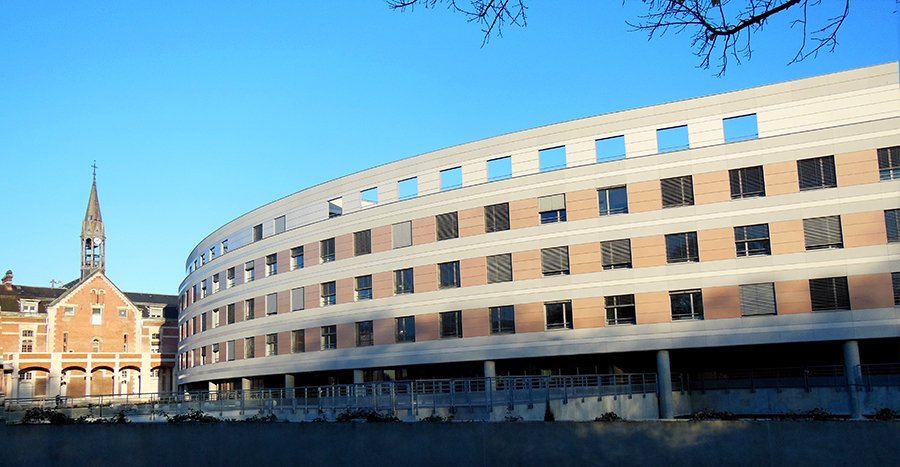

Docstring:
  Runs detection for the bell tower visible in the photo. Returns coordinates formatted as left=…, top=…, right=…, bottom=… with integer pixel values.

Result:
left=81, top=163, right=105, bottom=280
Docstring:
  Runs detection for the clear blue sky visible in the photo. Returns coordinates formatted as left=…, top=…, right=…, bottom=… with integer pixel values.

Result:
left=2, top=1, right=897, bottom=294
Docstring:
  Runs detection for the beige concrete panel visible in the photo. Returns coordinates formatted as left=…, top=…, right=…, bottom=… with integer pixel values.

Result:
left=693, top=170, right=730, bottom=205
left=631, top=236, right=667, bottom=268
left=510, top=198, right=539, bottom=230
left=304, top=328, right=319, bottom=352
left=277, top=290, right=290, bottom=315
left=624, top=128, right=658, bottom=158
left=566, top=189, right=597, bottom=221
left=304, top=242, right=319, bottom=266
left=373, top=318, right=395, bottom=346
left=570, top=242, right=602, bottom=274
left=462, top=308, right=490, bottom=337
left=373, top=271, right=393, bottom=299
left=775, top=280, right=811, bottom=315
left=335, top=278, right=354, bottom=305
left=416, top=313, right=440, bottom=342
left=336, top=323, right=355, bottom=349
left=849, top=274, right=895, bottom=310
left=572, top=297, right=604, bottom=329
left=512, top=249, right=541, bottom=281
left=698, top=227, right=736, bottom=262
left=458, top=206, right=485, bottom=238
left=512, top=149, right=540, bottom=176
left=304, top=285, right=319, bottom=310
left=843, top=211, right=888, bottom=248
left=460, top=257, right=487, bottom=287
left=515, top=302, right=545, bottom=333
left=462, top=162, right=487, bottom=186
left=371, top=225, right=393, bottom=254
left=414, top=265, right=437, bottom=293
left=836, top=150, right=880, bottom=186
left=635, top=291, right=671, bottom=324
left=277, top=331, right=291, bottom=356
left=703, top=285, right=741, bottom=320
left=335, top=234, right=353, bottom=261
left=688, top=117, right=724, bottom=149
left=628, top=180, right=662, bottom=213
left=770, top=220, right=806, bottom=255
left=565, top=139, right=596, bottom=167
left=764, top=161, right=799, bottom=196
left=412, top=216, right=436, bottom=245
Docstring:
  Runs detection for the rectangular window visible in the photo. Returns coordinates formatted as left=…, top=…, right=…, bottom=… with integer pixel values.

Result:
left=64, top=306, right=75, bottom=316
left=538, top=194, right=566, bottom=224
left=539, top=146, right=566, bottom=171
left=393, top=221, right=413, bottom=249
left=266, top=254, right=277, bottom=276
left=436, top=212, right=459, bottom=241
left=735, top=224, right=771, bottom=256
left=601, top=239, right=632, bottom=269
left=201, top=312, right=207, bottom=331
left=729, top=166, right=766, bottom=199
left=328, top=198, right=343, bottom=218
left=321, top=281, right=336, bottom=306
left=395, top=316, right=416, bottom=343
left=227, top=267, right=235, bottom=288
left=361, top=187, right=378, bottom=207
left=291, top=330, right=305, bottom=353
left=803, top=216, right=843, bottom=250
left=486, top=253, right=513, bottom=283
left=227, top=303, right=235, bottom=324
left=545, top=301, right=573, bottom=330
left=212, top=343, right=219, bottom=362
left=484, top=202, right=510, bottom=232
left=440, top=311, right=462, bottom=339
left=252, top=224, right=263, bottom=242
left=321, top=325, right=337, bottom=350
left=244, top=337, right=255, bottom=359
left=490, top=305, right=515, bottom=334
left=394, top=268, right=415, bottom=294
left=596, top=135, right=626, bottom=162
left=877, top=146, right=900, bottom=180
left=291, top=287, right=305, bottom=311
left=21, top=340, right=33, bottom=353
left=200, top=346, right=206, bottom=364
left=809, top=277, right=851, bottom=311
left=739, top=283, right=777, bottom=316
left=885, top=209, right=899, bottom=243
left=892, top=272, right=900, bottom=306
left=244, top=261, right=255, bottom=282
left=274, top=215, right=286, bottom=234
left=221, top=239, right=229, bottom=254
left=212, top=308, right=219, bottom=328
left=91, top=307, right=102, bottom=325
left=226, top=340, right=235, bottom=361
left=398, top=177, right=418, bottom=200
left=200, top=253, right=206, bottom=266
left=661, top=175, right=694, bottom=207
left=266, top=293, right=277, bottom=316
left=487, top=156, right=512, bottom=181
left=244, top=299, right=255, bottom=320
left=266, top=333, right=278, bottom=356
left=209, top=246, right=216, bottom=260
left=291, top=246, right=304, bottom=270
left=605, top=295, right=636, bottom=325
left=212, top=274, right=220, bottom=294
left=22, top=330, right=34, bottom=337
left=438, top=261, right=461, bottom=289
left=598, top=186, right=628, bottom=216
left=354, top=230, right=372, bottom=256
left=798, top=155, right=837, bottom=190
left=119, top=308, right=128, bottom=317
left=541, top=246, right=570, bottom=276
left=657, top=125, right=689, bottom=152
left=356, top=275, right=373, bottom=300
left=321, top=238, right=336, bottom=262
left=723, top=114, right=758, bottom=142
left=665, top=232, right=699, bottom=263
left=670, top=289, right=704, bottom=321
left=356, top=321, right=374, bottom=347
left=441, top=166, right=463, bottom=190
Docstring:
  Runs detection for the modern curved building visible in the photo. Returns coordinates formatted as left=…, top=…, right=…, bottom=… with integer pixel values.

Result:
left=176, top=63, right=900, bottom=416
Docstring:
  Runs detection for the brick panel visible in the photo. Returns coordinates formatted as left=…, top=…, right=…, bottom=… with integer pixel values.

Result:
left=254, top=296, right=265, bottom=319
left=371, top=225, right=392, bottom=253
left=570, top=242, right=602, bottom=274
left=843, top=211, right=888, bottom=248
left=336, top=323, right=355, bottom=349
left=693, top=171, right=730, bottom=205
left=336, top=278, right=354, bottom=304
left=276, top=249, right=290, bottom=276
left=373, top=271, right=394, bottom=299
left=304, top=242, right=319, bottom=267
left=566, top=189, right=597, bottom=221
left=635, top=291, right=670, bottom=324
left=572, top=298, right=604, bottom=329
left=698, top=227, right=737, bottom=262
left=335, top=233, right=353, bottom=261
left=703, top=286, right=741, bottom=319
left=631, top=236, right=667, bottom=268
left=849, top=274, right=895, bottom=310
left=510, top=198, right=539, bottom=230
left=628, top=180, right=662, bottom=213
left=416, top=313, right=440, bottom=342
left=460, top=257, right=487, bottom=287
left=277, top=290, right=290, bottom=314
left=255, top=335, right=265, bottom=358
left=277, top=331, right=291, bottom=356
left=764, top=161, right=799, bottom=196
left=412, top=216, right=436, bottom=245
left=462, top=308, right=490, bottom=337
left=770, top=220, right=805, bottom=255
left=304, top=285, right=319, bottom=310
left=304, top=328, right=320, bottom=352
left=836, top=150, right=880, bottom=187
left=775, top=280, right=811, bottom=315
left=458, top=207, right=485, bottom=238
left=414, top=265, right=437, bottom=293
left=234, top=339, right=244, bottom=360
left=373, top=318, right=395, bottom=346
left=515, top=302, right=545, bottom=333
left=512, top=250, right=541, bottom=281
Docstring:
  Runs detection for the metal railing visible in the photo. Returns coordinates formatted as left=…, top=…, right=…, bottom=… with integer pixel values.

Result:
left=673, top=364, right=900, bottom=393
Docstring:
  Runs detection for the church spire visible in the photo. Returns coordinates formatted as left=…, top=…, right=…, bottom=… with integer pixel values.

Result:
left=81, top=162, right=105, bottom=280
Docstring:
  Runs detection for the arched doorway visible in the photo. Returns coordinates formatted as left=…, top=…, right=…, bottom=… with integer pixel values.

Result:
left=61, top=367, right=87, bottom=397
left=119, top=366, right=141, bottom=395
left=18, top=367, right=50, bottom=398
left=90, top=367, right=115, bottom=395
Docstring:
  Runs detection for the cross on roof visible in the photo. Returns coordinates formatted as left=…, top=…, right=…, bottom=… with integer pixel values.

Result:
left=92, top=160, right=98, bottom=180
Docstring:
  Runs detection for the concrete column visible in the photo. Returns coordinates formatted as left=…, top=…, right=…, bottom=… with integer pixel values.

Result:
left=353, top=370, right=364, bottom=384
left=208, top=381, right=217, bottom=392
left=484, top=360, right=496, bottom=378
left=84, top=367, right=92, bottom=396
left=656, top=350, right=674, bottom=420
left=284, top=375, right=295, bottom=399
left=843, top=340, right=863, bottom=420
left=241, top=378, right=251, bottom=390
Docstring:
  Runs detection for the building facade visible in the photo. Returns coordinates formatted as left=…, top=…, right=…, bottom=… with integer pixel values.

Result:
left=176, top=63, right=900, bottom=409
left=0, top=176, right=179, bottom=400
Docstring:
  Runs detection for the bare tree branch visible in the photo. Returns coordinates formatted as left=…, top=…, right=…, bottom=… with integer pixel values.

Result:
left=387, top=0, right=527, bottom=46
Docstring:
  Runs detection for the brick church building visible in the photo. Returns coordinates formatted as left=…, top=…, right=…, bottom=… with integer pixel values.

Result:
left=0, top=173, right=178, bottom=401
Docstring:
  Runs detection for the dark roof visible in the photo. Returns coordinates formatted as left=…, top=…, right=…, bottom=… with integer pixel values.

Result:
left=0, top=284, right=66, bottom=314
left=124, top=291, right=178, bottom=306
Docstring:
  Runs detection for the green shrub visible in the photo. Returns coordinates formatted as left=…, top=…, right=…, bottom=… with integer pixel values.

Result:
left=595, top=412, right=624, bottom=422
left=167, top=409, right=221, bottom=423
left=872, top=408, right=899, bottom=421
left=335, top=409, right=399, bottom=423
left=420, top=413, right=453, bottom=422
left=691, top=409, right=738, bottom=421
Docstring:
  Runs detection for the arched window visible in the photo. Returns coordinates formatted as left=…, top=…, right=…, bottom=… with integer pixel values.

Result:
left=92, top=339, right=100, bottom=353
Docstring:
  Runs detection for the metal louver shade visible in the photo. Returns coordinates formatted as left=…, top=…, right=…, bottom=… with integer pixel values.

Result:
left=487, top=254, right=513, bottom=283
left=661, top=176, right=694, bottom=207
left=803, top=216, right=843, bottom=250
left=436, top=212, right=459, bottom=241
left=538, top=194, right=565, bottom=212
left=739, top=283, right=776, bottom=316
left=541, top=247, right=569, bottom=275
left=601, top=239, right=632, bottom=269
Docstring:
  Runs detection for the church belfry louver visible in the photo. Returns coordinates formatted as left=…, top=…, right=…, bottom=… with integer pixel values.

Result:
left=80, top=164, right=105, bottom=280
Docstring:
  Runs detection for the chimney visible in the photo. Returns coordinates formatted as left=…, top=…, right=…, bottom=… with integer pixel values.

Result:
left=2, top=270, right=13, bottom=291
